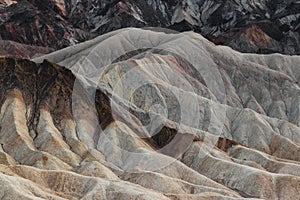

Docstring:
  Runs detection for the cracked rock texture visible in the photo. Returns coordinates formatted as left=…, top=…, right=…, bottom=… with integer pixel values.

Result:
left=0, top=28, right=299, bottom=199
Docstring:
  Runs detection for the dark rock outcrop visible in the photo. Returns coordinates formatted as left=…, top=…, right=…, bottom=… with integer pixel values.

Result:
left=0, top=0, right=74, bottom=49
left=0, top=40, right=54, bottom=58
left=1, top=0, right=300, bottom=54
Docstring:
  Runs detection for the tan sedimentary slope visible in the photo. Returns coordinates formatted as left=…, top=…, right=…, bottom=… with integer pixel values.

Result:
left=0, top=28, right=299, bottom=199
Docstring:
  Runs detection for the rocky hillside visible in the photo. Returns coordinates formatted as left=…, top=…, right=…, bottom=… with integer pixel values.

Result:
left=1, top=0, right=300, bottom=55
left=0, top=28, right=299, bottom=199
left=0, top=40, right=54, bottom=58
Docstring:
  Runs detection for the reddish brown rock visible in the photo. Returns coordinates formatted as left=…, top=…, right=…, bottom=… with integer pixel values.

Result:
left=0, top=40, right=54, bottom=58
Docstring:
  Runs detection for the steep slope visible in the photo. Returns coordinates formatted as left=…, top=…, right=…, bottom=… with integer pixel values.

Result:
left=0, top=28, right=300, bottom=199
left=0, top=0, right=76, bottom=49
left=0, top=40, right=54, bottom=58
left=0, top=58, right=241, bottom=200
left=1, top=0, right=300, bottom=54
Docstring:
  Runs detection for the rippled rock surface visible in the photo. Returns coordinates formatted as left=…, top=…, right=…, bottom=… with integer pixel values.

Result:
left=0, top=28, right=299, bottom=199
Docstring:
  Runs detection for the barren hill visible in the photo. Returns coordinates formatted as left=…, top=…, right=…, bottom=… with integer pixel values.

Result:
left=1, top=0, right=300, bottom=54
left=0, top=28, right=299, bottom=199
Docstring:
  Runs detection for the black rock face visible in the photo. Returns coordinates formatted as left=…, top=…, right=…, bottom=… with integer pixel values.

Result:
left=1, top=0, right=300, bottom=54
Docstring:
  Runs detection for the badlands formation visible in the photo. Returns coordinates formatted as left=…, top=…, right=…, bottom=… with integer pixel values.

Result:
left=0, top=28, right=299, bottom=199
left=1, top=0, right=300, bottom=55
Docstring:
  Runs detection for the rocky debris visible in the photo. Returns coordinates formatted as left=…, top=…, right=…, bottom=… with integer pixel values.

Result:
left=1, top=0, right=300, bottom=55
left=0, top=28, right=298, bottom=199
